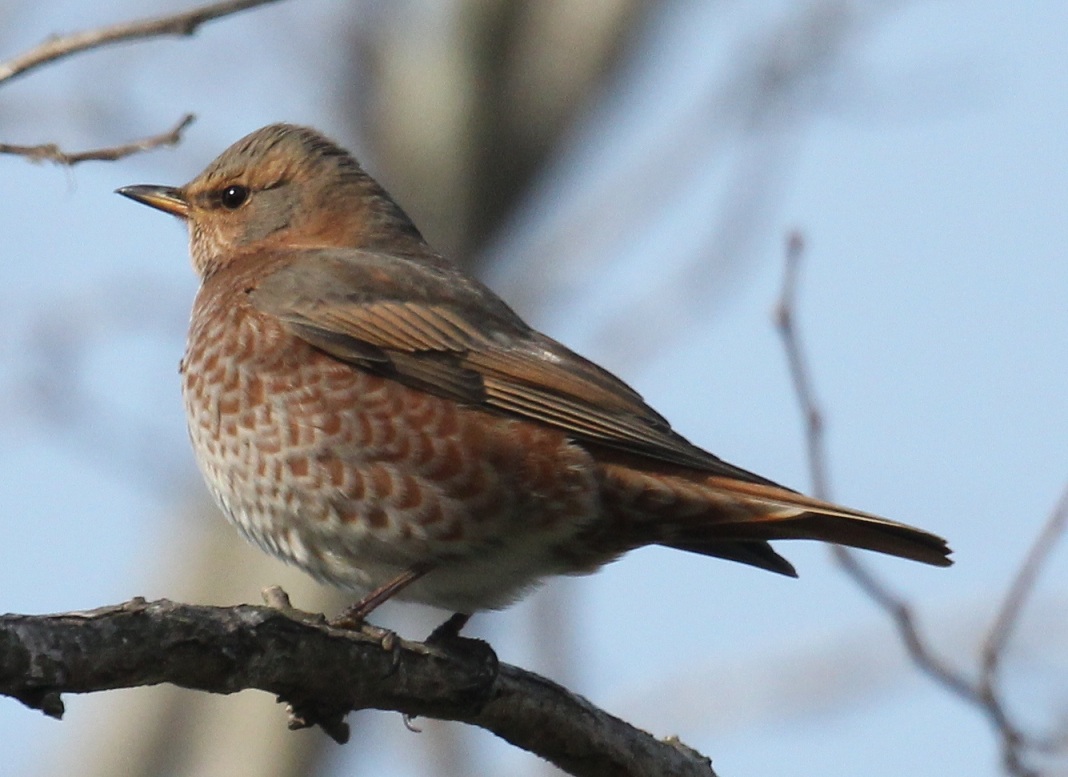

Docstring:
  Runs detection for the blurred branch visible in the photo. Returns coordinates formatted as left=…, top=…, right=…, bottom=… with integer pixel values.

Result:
left=0, top=113, right=194, bottom=165
left=0, top=0, right=286, bottom=85
left=0, top=0, right=287, bottom=165
left=774, top=229, right=1068, bottom=777
left=0, top=598, right=717, bottom=777
left=981, top=486, right=1068, bottom=678
left=773, top=232, right=829, bottom=499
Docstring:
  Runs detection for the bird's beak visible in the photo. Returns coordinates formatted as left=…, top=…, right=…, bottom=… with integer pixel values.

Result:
left=116, top=185, right=189, bottom=219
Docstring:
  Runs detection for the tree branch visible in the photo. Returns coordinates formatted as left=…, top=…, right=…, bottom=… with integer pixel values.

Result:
left=0, top=0, right=289, bottom=166
left=0, top=114, right=195, bottom=165
left=0, top=0, right=287, bottom=85
left=980, top=484, right=1068, bottom=679
left=773, top=232, right=829, bottom=499
left=773, top=229, right=1068, bottom=777
left=0, top=598, right=716, bottom=777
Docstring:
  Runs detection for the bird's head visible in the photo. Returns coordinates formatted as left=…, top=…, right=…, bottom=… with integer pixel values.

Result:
left=118, top=123, right=422, bottom=279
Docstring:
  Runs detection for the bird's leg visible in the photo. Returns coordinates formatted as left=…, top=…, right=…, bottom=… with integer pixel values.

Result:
left=427, top=612, right=471, bottom=643
left=331, top=562, right=433, bottom=629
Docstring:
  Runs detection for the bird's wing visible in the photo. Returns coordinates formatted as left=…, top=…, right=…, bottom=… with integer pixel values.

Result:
left=249, top=248, right=771, bottom=478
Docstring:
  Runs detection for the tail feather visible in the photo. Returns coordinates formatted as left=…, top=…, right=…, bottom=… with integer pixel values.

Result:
left=663, top=476, right=953, bottom=568
left=664, top=537, right=799, bottom=576
left=597, top=457, right=954, bottom=571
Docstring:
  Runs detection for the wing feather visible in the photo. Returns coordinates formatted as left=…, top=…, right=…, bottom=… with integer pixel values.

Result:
left=250, top=249, right=737, bottom=472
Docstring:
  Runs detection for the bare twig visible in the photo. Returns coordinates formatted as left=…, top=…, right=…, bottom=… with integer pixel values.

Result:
left=828, top=546, right=979, bottom=698
left=0, top=0, right=289, bottom=166
left=773, top=231, right=829, bottom=499
left=774, top=230, right=977, bottom=701
left=773, top=230, right=1067, bottom=777
left=0, top=0, right=287, bottom=85
left=0, top=114, right=195, bottom=165
left=981, top=484, right=1068, bottom=679
left=977, top=482, right=1068, bottom=773
left=0, top=599, right=717, bottom=777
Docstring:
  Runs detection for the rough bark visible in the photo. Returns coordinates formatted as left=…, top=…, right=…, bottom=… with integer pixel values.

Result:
left=0, top=598, right=716, bottom=777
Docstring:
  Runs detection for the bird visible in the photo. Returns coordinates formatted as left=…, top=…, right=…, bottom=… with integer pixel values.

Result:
left=118, top=123, right=951, bottom=629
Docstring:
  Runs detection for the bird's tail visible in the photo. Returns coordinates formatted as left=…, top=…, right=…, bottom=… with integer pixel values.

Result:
left=599, top=462, right=953, bottom=576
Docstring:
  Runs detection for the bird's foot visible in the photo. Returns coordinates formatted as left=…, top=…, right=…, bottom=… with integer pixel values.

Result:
left=425, top=612, right=490, bottom=660
left=329, top=604, right=369, bottom=631
left=426, top=612, right=471, bottom=644
left=282, top=697, right=350, bottom=744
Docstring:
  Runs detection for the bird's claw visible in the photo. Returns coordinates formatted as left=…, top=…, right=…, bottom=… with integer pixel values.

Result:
left=282, top=698, right=350, bottom=744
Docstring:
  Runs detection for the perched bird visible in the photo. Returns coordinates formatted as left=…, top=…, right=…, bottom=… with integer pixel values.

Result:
left=118, top=124, right=950, bottom=626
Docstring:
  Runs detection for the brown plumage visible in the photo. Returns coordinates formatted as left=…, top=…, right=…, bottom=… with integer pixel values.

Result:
left=118, top=124, right=950, bottom=619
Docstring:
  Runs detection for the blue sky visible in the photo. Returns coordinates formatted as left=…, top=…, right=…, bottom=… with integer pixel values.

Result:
left=1, top=2, right=1065, bottom=776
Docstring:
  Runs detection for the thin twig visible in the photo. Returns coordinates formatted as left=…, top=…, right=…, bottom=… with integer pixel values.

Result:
left=981, top=483, right=1068, bottom=679
left=0, top=0, right=287, bottom=85
left=977, top=482, right=1068, bottom=774
left=773, top=231, right=829, bottom=499
left=773, top=231, right=971, bottom=697
left=829, top=545, right=979, bottom=700
left=0, top=0, right=289, bottom=166
left=0, top=114, right=195, bottom=165
left=773, top=230, right=1065, bottom=777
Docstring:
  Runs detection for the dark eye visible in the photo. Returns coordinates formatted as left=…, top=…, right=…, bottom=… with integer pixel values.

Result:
left=219, top=185, right=249, bottom=209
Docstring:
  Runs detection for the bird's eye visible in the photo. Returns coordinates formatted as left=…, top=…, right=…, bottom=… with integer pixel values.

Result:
left=219, top=185, right=249, bottom=209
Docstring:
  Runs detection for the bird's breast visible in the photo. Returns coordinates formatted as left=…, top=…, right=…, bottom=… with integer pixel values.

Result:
left=179, top=280, right=607, bottom=608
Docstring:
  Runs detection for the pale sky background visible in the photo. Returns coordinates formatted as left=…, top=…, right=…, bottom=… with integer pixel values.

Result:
left=1, top=2, right=1066, bottom=776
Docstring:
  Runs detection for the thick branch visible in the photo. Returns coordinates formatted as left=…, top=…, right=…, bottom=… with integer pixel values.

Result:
left=0, top=599, right=716, bottom=777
